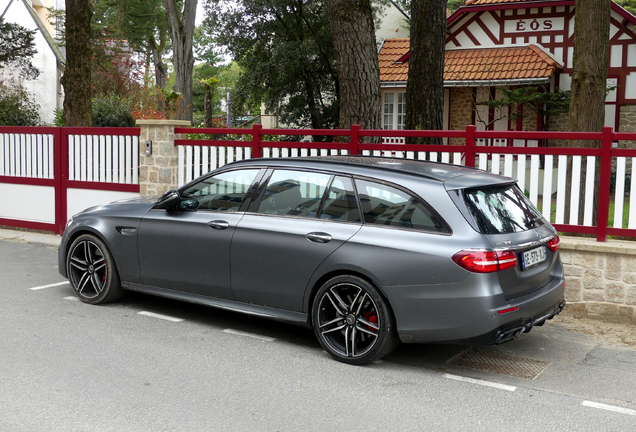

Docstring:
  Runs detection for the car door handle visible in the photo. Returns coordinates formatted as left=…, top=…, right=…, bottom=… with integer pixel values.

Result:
left=306, top=232, right=332, bottom=243
left=207, top=220, right=229, bottom=230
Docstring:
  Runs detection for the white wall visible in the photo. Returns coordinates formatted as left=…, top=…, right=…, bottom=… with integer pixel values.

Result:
left=0, top=184, right=55, bottom=223
left=0, top=184, right=139, bottom=224
left=2, top=1, right=62, bottom=124
left=376, top=3, right=409, bottom=42
left=67, top=189, right=140, bottom=219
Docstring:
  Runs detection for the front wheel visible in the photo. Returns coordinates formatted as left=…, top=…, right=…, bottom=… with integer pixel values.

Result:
left=66, top=234, right=124, bottom=304
left=312, top=275, right=399, bottom=365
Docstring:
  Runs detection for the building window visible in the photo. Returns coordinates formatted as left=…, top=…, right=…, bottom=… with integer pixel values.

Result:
left=383, top=93, right=394, bottom=129
left=383, top=91, right=406, bottom=130
left=396, top=92, right=406, bottom=130
left=55, top=0, right=66, bottom=40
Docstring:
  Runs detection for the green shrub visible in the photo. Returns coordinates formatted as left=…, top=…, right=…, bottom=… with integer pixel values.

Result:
left=0, top=84, right=42, bottom=126
left=91, top=95, right=135, bottom=127
left=53, top=108, right=64, bottom=126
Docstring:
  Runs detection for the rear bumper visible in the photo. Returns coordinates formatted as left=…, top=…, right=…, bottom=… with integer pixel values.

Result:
left=493, top=299, right=565, bottom=344
left=384, top=261, right=566, bottom=344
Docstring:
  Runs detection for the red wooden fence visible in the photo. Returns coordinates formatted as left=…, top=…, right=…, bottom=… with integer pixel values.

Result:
left=176, top=124, right=636, bottom=242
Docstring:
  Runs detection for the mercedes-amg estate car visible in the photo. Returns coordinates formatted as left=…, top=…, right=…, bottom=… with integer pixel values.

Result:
left=59, top=156, right=565, bottom=364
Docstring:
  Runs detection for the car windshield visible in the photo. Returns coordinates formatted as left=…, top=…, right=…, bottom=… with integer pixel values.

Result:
left=463, top=184, right=545, bottom=234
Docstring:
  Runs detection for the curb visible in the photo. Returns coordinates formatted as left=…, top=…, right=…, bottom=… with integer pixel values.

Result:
left=0, top=228, right=61, bottom=248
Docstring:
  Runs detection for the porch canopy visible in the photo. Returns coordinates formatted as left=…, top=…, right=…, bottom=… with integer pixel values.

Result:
left=379, top=38, right=563, bottom=88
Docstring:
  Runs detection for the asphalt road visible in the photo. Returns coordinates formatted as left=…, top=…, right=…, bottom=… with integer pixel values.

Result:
left=1, top=237, right=635, bottom=431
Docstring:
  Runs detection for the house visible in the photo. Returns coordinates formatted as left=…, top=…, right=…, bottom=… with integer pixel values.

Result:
left=1, top=0, right=65, bottom=124
left=379, top=0, right=636, bottom=139
left=376, top=0, right=410, bottom=44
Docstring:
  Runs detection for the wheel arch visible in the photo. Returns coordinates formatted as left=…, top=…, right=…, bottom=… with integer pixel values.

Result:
left=305, top=269, right=394, bottom=327
left=61, top=227, right=114, bottom=275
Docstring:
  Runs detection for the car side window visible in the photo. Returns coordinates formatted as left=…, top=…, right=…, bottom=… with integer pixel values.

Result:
left=319, top=176, right=361, bottom=223
left=258, top=170, right=330, bottom=217
left=355, top=179, right=450, bottom=233
left=180, top=169, right=260, bottom=211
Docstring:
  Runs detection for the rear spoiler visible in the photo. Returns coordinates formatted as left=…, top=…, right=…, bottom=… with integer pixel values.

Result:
left=443, top=171, right=516, bottom=191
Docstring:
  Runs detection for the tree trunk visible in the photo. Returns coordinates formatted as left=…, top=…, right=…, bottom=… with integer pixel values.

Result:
left=61, top=0, right=92, bottom=127
left=566, top=0, right=610, bottom=227
left=163, top=0, right=197, bottom=121
left=406, top=0, right=447, bottom=143
left=204, top=86, right=212, bottom=128
left=149, top=35, right=168, bottom=114
left=325, top=0, right=381, bottom=132
left=149, top=36, right=167, bottom=89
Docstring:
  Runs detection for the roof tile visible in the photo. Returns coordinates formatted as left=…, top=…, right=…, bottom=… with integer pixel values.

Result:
left=379, top=39, right=562, bottom=83
left=465, top=0, right=561, bottom=5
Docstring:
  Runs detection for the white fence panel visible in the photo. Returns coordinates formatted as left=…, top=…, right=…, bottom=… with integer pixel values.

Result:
left=65, top=134, right=139, bottom=184
left=125, top=136, right=133, bottom=184
left=583, top=156, right=596, bottom=226
left=0, top=133, right=55, bottom=179
left=555, top=155, right=568, bottom=224
left=630, top=158, right=636, bottom=229
left=614, top=157, right=626, bottom=228
left=542, top=155, right=554, bottom=220
left=569, top=156, right=582, bottom=225
left=529, top=155, right=540, bottom=206
left=0, top=183, right=55, bottom=223
left=516, top=155, right=526, bottom=194
left=503, top=154, right=513, bottom=178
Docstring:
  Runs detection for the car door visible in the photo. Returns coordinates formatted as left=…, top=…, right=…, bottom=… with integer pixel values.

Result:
left=136, top=168, right=263, bottom=299
left=231, top=170, right=362, bottom=311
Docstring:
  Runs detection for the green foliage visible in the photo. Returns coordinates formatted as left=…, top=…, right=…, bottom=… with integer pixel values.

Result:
left=93, top=0, right=169, bottom=56
left=481, top=87, right=571, bottom=131
left=0, top=17, right=40, bottom=80
left=53, top=108, right=65, bottom=126
left=91, top=96, right=136, bottom=127
left=0, top=84, right=42, bottom=126
left=206, top=0, right=339, bottom=131
left=51, top=0, right=171, bottom=117
left=192, top=24, right=227, bottom=125
left=447, top=0, right=466, bottom=13
left=616, top=0, right=636, bottom=16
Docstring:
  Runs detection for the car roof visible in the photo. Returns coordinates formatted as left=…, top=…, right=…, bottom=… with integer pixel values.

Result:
left=225, top=155, right=514, bottom=187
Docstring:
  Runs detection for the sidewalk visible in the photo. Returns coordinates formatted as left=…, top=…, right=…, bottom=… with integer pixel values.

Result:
left=0, top=228, right=61, bottom=248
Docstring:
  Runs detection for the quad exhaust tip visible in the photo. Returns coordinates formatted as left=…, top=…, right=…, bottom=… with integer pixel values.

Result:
left=494, top=300, right=566, bottom=344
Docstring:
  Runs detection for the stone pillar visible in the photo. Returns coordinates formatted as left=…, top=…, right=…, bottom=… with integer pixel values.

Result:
left=137, top=119, right=190, bottom=197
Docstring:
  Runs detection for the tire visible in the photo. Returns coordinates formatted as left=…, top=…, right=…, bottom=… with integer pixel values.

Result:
left=312, top=275, right=399, bottom=365
left=66, top=234, right=124, bottom=305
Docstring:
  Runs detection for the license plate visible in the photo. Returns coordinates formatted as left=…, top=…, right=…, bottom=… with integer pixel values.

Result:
left=521, top=246, right=547, bottom=270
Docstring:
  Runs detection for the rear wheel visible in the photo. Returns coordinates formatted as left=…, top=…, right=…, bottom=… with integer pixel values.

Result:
left=66, top=234, right=124, bottom=304
left=312, top=275, right=399, bottom=365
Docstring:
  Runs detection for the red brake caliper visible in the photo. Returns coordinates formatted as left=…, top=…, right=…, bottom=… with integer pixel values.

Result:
left=364, top=312, right=378, bottom=332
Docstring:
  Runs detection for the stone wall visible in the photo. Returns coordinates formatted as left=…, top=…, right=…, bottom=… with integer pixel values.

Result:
left=137, top=119, right=191, bottom=197
left=618, top=104, right=636, bottom=149
left=561, top=236, right=636, bottom=325
left=448, top=87, right=473, bottom=145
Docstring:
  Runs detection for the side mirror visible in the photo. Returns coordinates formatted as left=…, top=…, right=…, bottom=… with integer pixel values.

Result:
left=155, top=190, right=181, bottom=210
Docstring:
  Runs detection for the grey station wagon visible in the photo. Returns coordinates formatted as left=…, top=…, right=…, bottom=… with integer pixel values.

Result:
left=59, top=156, right=566, bottom=365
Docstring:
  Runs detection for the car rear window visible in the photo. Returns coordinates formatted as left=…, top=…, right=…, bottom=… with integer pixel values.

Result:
left=463, top=184, right=545, bottom=234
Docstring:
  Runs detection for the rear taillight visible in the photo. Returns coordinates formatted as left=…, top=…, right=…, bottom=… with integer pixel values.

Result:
left=547, top=235, right=560, bottom=253
left=452, top=250, right=517, bottom=273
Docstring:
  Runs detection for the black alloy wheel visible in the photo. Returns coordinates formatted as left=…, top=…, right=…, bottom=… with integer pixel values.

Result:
left=66, top=234, right=124, bottom=304
left=312, top=275, right=399, bottom=365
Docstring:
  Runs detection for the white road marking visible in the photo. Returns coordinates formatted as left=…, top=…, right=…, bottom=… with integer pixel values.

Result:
left=138, top=311, right=184, bottom=322
left=223, top=329, right=276, bottom=342
left=582, top=401, right=636, bottom=416
left=29, top=281, right=70, bottom=291
left=443, top=374, right=517, bottom=392
left=64, top=296, right=79, bottom=302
